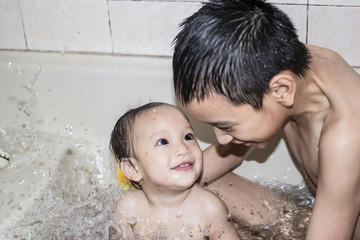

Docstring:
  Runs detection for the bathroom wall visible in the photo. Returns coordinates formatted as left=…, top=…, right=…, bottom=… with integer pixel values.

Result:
left=0, top=0, right=359, bottom=67
left=1, top=0, right=359, bottom=184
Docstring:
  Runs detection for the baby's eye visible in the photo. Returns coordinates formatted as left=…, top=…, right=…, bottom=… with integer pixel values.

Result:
left=156, top=138, right=169, bottom=146
left=184, top=133, right=195, bottom=141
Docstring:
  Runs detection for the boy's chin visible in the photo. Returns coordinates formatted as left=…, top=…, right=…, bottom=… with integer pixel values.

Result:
left=255, top=142, right=270, bottom=149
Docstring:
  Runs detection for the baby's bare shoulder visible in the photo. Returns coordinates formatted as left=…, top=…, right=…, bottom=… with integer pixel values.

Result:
left=190, top=185, right=229, bottom=215
left=116, top=189, right=145, bottom=214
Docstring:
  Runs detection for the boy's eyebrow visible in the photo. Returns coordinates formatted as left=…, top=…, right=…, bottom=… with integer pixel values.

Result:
left=207, top=121, right=233, bottom=127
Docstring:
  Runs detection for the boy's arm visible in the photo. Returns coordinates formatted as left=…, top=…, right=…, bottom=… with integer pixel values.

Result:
left=200, top=142, right=252, bottom=185
left=306, top=122, right=360, bottom=240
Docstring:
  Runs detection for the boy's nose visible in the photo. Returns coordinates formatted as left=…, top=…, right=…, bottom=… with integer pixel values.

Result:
left=213, top=127, right=233, bottom=145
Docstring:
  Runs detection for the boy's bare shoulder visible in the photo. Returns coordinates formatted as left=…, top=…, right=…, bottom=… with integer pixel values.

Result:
left=307, top=44, right=348, bottom=64
left=307, top=44, right=360, bottom=106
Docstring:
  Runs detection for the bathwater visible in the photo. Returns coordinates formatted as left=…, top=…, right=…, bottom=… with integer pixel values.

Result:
left=0, top=128, right=120, bottom=239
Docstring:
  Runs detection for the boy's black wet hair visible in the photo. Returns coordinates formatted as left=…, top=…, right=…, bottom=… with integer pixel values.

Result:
left=110, top=102, right=172, bottom=190
left=173, top=0, right=311, bottom=109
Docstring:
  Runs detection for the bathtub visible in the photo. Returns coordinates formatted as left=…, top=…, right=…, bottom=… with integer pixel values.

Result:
left=0, top=50, right=304, bottom=238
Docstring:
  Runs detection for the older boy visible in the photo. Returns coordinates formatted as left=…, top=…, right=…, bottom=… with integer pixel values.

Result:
left=172, top=0, right=360, bottom=239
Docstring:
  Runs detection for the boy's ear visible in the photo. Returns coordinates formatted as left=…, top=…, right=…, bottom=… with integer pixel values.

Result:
left=120, top=158, right=142, bottom=182
left=269, top=72, right=296, bottom=108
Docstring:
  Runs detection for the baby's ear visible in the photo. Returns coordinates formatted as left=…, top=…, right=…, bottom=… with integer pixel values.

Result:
left=120, top=158, right=142, bottom=182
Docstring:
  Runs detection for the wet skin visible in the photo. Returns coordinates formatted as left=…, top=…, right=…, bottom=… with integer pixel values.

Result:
left=185, top=45, right=360, bottom=240
left=113, top=105, right=239, bottom=239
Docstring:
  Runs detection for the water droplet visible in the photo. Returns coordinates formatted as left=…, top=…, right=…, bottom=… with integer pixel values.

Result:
left=176, top=211, right=183, bottom=218
left=127, top=217, right=137, bottom=226
left=227, top=212, right=232, bottom=220
left=76, top=144, right=84, bottom=151
left=64, top=125, right=74, bottom=135
left=87, top=156, right=94, bottom=164
left=264, top=223, right=270, bottom=230
left=16, top=66, right=24, bottom=75
left=203, top=227, right=210, bottom=237
left=95, top=202, right=102, bottom=211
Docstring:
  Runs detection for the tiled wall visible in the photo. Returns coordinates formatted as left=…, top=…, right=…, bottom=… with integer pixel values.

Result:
left=0, top=0, right=359, bottom=66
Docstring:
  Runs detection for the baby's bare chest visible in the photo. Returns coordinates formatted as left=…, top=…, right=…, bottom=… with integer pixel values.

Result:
left=131, top=216, right=209, bottom=239
left=130, top=207, right=209, bottom=239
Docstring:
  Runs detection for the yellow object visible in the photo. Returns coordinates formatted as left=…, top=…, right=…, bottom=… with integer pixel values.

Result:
left=117, top=166, right=132, bottom=191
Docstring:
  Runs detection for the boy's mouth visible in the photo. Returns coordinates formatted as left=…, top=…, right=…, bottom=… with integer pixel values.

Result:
left=171, top=162, right=193, bottom=171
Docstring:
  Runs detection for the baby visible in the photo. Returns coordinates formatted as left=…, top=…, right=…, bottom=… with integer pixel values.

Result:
left=109, top=102, right=239, bottom=239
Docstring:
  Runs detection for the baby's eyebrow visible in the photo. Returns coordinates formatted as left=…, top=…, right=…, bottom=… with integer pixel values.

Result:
left=148, top=130, right=168, bottom=140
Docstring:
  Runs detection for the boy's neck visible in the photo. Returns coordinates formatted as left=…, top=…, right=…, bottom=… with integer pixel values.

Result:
left=289, top=67, right=330, bottom=124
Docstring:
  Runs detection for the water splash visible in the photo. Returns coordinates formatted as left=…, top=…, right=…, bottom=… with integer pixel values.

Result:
left=23, top=66, right=42, bottom=116
left=234, top=179, right=313, bottom=239
left=0, top=128, right=120, bottom=240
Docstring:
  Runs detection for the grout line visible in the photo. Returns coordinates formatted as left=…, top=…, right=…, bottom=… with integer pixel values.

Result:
left=18, top=0, right=28, bottom=49
left=308, top=4, right=360, bottom=7
left=106, top=0, right=114, bottom=54
left=0, top=49, right=173, bottom=59
left=305, top=0, right=309, bottom=44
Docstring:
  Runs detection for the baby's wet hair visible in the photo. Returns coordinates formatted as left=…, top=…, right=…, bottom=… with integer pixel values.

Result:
left=110, top=102, right=173, bottom=189
left=173, top=0, right=311, bottom=109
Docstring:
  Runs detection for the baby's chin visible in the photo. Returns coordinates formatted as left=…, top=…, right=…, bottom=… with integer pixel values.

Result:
left=171, top=172, right=201, bottom=187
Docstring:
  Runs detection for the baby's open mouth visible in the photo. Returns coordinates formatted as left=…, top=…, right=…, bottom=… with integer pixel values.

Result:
left=172, top=162, right=193, bottom=171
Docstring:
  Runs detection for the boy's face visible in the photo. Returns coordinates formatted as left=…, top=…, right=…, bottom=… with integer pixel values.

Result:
left=185, top=93, right=286, bottom=149
left=133, top=105, right=203, bottom=191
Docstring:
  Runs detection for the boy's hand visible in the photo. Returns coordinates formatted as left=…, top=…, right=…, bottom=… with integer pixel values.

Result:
left=201, top=142, right=250, bottom=185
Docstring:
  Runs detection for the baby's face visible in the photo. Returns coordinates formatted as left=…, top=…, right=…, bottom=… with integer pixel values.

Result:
left=133, top=105, right=202, bottom=191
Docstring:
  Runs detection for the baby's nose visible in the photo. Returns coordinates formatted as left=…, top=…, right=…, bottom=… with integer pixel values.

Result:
left=176, top=143, right=190, bottom=156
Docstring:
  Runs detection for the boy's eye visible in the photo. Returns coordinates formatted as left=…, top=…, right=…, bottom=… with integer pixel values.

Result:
left=218, top=126, right=233, bottom=132
left=184, top=133, right=195, bottom=141
left=156, top=138, right=169, bottom=146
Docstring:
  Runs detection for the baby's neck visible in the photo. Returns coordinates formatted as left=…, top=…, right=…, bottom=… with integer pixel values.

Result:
left=142, top=185, right=194, bottom=209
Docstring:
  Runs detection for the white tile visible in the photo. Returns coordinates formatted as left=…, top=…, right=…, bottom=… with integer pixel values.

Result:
left=109, top=1, right=201, bottom=56
left=20, top=0, right=112, bottom=53
left=309, top=0, right=360, bottom=6
left=0, top=0, right=26, bottom=50
left=308, top=6, right=360, bottom=66
left=275, top=4, right=308, bottom=43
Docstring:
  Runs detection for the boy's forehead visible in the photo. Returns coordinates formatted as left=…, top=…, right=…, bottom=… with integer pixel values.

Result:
left=185, top=96, right=231, bottom=117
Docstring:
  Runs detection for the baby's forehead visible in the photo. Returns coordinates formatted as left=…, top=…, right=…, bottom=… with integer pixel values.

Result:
left=141, top=104, right=180, bottom=117
left=134, top=105, right=190, bottom=131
